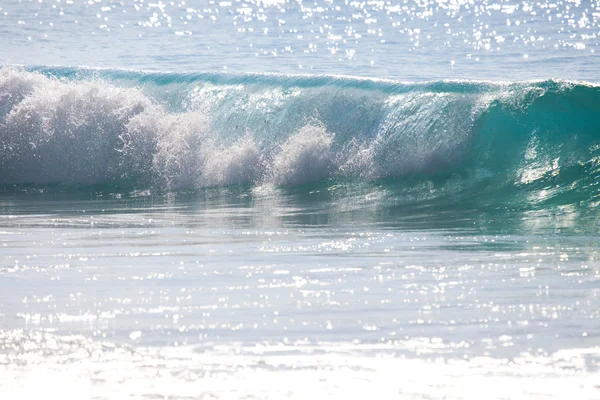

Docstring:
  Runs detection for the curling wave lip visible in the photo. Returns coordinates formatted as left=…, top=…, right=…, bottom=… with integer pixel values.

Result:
left=1, top=66, right=599, bottom=211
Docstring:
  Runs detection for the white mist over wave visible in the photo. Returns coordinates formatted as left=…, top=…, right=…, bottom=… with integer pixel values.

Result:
left=4, top=67, right=584, bottom=190
left=202, top=135, right=262, bottom=187
left=0, top=69, right=351, bottom=187
left=0, top=68, right=157, bottom=184
left=0, top=69, right=337, bottom=187
left=269, top=123, right=334, bottom=186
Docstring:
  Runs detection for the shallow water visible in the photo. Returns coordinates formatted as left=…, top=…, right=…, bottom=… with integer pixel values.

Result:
left=1, top=187, right=600, bottom=398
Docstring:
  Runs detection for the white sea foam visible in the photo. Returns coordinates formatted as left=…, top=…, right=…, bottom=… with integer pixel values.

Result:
left=145, top=110, right=211, bottom=188
left=201, top=135, right=262, bottom=187
left=0, top=68, right=496, bottom=187
left=268, top=122, right=334, bottom=186
left=0, top=68, right=157, bottom=184
left=3, top=67, right=594, bottom=193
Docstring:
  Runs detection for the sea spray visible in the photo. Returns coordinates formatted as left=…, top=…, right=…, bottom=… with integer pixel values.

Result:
left=1, top=67, right=600, bottom=211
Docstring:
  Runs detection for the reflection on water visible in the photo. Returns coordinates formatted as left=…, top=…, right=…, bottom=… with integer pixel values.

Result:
left=1, top=182, right=600, bottom=398
left=1, top=180, right=599, bottom=233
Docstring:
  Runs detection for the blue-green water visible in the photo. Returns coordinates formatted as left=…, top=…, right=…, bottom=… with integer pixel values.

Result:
left=2, top=0, right=600, bottom=398
left=2, top=186, right=600, bottom=398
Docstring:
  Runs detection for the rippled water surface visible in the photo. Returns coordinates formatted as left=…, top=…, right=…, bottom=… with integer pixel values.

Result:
left=1, top=188, right=599, bottom=399
left=2, top=0, right=600, bottom=80
left=2, top=0, right=600, bottom=399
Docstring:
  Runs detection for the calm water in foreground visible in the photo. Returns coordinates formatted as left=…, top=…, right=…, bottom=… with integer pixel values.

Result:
left=1, top=187, right=599, bottom=399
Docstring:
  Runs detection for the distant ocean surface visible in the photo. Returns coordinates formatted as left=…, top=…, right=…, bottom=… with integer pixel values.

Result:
left=1, top=0, right=600, bottom=399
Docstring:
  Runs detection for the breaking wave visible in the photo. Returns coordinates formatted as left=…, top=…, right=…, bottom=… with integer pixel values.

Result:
left=1, top=66, right=600, bottom=209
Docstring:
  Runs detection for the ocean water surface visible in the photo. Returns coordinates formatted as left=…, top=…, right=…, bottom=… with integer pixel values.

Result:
left=1, top=0, right=600, bottom=398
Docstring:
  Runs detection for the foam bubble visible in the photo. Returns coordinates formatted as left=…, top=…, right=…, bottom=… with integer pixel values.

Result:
left=201, top=135, right=262, bottom=187
left=268, top=122, right=334, bottom=186
left=0, top=68, right=156, bottom=184
left=143, top=110, right=211, bottom=188
left=2, top=67, right=600, bottom=205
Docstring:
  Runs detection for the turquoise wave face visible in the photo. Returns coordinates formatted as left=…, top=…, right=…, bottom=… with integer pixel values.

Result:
left=1, top=66, right=600, bottom=212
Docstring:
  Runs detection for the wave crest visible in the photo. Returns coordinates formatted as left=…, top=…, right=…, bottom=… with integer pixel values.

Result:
left=1, top=67, right=600, bottom=209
